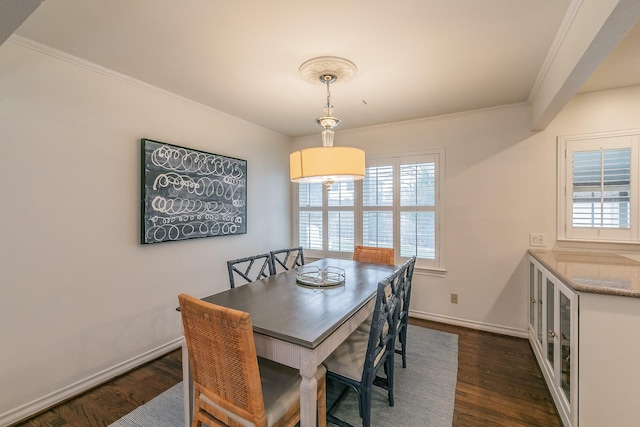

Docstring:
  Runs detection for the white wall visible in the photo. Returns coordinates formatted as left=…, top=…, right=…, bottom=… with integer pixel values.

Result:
left=0, top=42, right=292, bottom=423
left=293, top=86, right=640, bottom=337
left=293, top=104, right=542, bottom=336
left=544, top=85, right=640, bottom=252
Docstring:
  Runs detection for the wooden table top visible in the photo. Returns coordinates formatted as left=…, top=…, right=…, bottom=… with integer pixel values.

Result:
left=203, top=258, right=399, bottom=348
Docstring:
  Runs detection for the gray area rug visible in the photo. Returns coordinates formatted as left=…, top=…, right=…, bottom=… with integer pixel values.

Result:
left=109, top=325, right=458, bottom=427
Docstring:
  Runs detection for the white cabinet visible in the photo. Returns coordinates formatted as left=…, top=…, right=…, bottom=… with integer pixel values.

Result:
left=528, top=256, right=578, bottom=427
left=529, top=260, right=543, bottom=354
left=528, top=250, right=640, bottom=427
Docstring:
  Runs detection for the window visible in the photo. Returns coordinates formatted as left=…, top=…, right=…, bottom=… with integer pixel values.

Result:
left=298, top=182, right=323, bottom=249
left=558, top=131, right=639, bottom=242
left=400, top=161, right=437, bottom=259
left=363, top=164, right=394, bottom=248
left=327, top=181, right=355, bottom=251
left=295, top=151, right=444, bottom=270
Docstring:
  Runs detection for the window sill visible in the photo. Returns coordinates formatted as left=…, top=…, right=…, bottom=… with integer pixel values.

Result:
left=414, top=266, right=446, bottom=277
left=555, top=239, right=640, bottom=254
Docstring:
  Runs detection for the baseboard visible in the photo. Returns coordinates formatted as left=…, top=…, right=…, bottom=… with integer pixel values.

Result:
left=1, top=338, right=183, bottom=426
left=410, top=310, right=529, bottom=338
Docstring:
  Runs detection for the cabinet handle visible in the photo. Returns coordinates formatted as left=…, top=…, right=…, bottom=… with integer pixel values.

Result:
left=549, top=330, right=557, bottom=338
left=531, top=299, right=536, bottom=304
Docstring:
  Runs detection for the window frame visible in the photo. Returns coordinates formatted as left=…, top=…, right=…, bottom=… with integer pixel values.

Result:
left=292, top=149, right=445, bottom=272
left=558, top=130, right=640, bottom=243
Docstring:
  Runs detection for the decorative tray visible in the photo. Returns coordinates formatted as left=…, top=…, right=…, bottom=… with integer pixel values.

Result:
left=296, top=266, right=346, bottom=288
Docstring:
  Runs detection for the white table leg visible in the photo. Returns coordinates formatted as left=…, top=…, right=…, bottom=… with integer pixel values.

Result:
left=299, top=358, right=318, bottom=427
left=182, top=338, right=192, bottom=427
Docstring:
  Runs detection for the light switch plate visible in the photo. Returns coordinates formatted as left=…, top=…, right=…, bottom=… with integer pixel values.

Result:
left=530, top=233, right=546, bottom=247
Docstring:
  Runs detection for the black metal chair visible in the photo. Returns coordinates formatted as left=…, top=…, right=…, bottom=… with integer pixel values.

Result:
left=322, top=265, right=405, bottom=427
left=226, top=253, right=274, bottom=288
left=395, top=256, right=416, bottom=368
left=269, top=246, right=305, bottom=274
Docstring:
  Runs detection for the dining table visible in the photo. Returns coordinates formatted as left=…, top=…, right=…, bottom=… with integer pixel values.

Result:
left=181, top=257, right=400, bottom=427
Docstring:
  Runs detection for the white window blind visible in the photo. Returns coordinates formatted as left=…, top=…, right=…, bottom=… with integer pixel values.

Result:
left=363, top=165, right=393, bottom=206
left=399, top=161, right=436, bottom=259
left=363, top=165, right=394, bottom=248
left=328, top=181, right=355, bottom=252
left=572, top=148, right=631, bottom=229
left=298, top=211, right=322, bottom=250
left=294, top=150, right=444, bottom=270
left=298, top=182, right=323, bottom=249
left=559, top=131, right=639, bottom=243
left=328, top=181, right=355, bottom=207
left=328, top=211, right=354, bottom=251
left=299, top=182, right=323, bottom=208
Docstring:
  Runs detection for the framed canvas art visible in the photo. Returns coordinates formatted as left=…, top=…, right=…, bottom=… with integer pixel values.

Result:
left=141, top=138, right=247, bottom=244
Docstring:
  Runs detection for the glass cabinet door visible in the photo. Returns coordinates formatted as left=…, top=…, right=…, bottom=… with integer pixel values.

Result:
left=529, top=262, right=535, bottom=329
left=546, top=278, right=555, bottom=370
left=537, top=268, right=543, bottom=347
left=527, top=258, right=577, bottom=427
left=559, top=288, right=572, bottom=403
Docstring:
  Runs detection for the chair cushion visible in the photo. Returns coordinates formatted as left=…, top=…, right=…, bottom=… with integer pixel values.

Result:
left=200, top=359, right=326, bottom=427
left=260, top=358, right=326, bottom=426
left=322, top=329, right=369, bottom=381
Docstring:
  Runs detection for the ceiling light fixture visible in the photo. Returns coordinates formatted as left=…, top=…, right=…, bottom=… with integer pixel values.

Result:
left=290, top=57, right=365, bottom=191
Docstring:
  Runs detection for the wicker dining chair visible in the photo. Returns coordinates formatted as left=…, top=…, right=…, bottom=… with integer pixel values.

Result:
left=227, top=253, right=274, bottom=288
left=322, top=265, right=404, bottom=427
left=270, top=246, right=305, bottom=274
left=352, top=245, right=395, bottom=265
left=395, top=256, right=417, bottom=368
left=178, top=293, right=326, bottom=427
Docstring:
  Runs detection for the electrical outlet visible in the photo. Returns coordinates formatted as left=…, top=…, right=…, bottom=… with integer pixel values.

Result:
left=451, top=293, right=458, bottom=304
left=529, top=233, right=546, bottom=247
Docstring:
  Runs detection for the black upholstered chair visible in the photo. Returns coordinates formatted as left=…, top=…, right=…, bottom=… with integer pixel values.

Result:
left=269, top=246, right=305, bottom=274
left=226, top=253, right=274, bottom=288
left=395, top=256, right=416, bottom=368
left=323, top=265, right=405, bottom=427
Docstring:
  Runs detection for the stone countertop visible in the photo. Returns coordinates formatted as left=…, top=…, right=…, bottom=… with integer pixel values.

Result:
left=528, top=249, right=640, bottom=298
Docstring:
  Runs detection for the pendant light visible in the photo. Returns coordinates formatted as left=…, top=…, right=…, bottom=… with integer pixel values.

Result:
left=290, top=57, right=365, bottom=191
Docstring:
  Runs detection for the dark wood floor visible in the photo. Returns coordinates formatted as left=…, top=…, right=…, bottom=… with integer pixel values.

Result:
left=13, top=319, right=561, bottom=427
left=412, top=319, right=562, bottom=427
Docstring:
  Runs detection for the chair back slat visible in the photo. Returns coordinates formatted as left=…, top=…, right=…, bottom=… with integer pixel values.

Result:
left=353, top=245, right=395, bottom=265
left=227, top=253, right=273, bottom=288
left=270, top=246, right=305, bottom=274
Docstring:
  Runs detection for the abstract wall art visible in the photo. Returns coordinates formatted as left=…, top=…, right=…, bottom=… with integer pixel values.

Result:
left=141, top=138, right=247, bottom=244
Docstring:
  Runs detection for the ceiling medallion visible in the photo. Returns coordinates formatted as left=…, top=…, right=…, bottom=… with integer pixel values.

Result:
left=298, top=56, right=358, bottom=85
left=290, top=56, right=365, bottom=191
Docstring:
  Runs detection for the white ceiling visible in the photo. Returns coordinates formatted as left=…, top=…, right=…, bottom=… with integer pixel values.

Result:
left=5, top=0, right=640, bottom=138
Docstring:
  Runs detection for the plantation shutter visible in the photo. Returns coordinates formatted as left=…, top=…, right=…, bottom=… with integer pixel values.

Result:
left=294, top=150, right=444, bottom=270
left=400, top=161, right=436, bottom=259
left=327, top=181, right=355, bottom=251
left=362, top=165, right=394, bottom=248
left=572, top=148, right=631, bottom=229
left=298, top=183, right=323, bottom=249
